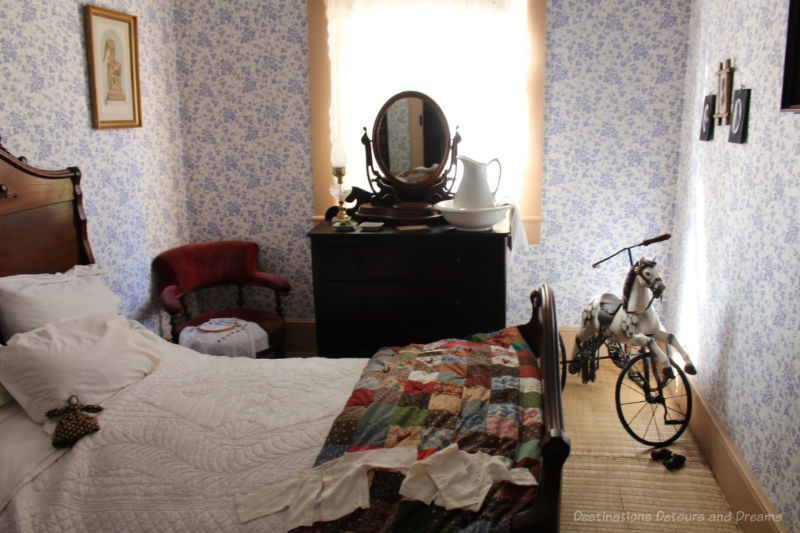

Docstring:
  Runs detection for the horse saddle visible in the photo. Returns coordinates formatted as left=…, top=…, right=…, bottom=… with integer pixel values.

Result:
left=598, top=293, right=622, bottom=327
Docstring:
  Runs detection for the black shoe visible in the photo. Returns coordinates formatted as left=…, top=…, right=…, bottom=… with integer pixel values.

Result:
left=651, top=448, right=672, bottom=461
left=664, top=454, right=686, bottom=470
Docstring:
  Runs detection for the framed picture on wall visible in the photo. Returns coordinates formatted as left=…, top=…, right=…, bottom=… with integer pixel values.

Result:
left=729, top=89, right=751, bottom=144
left=699, top=94, right=716, bottom=141
left=84, top=5, right=142, bottom=129
left=781, top=0, right=800, bottom=111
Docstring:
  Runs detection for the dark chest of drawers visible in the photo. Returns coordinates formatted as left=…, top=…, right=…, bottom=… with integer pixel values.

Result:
left=308, top=222, right=509, bottom=356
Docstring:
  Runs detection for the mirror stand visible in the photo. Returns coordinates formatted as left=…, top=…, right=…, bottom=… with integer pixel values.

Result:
left=356, top=126, right=460, bottom=207
left=324, top=91, right=460, bottom=224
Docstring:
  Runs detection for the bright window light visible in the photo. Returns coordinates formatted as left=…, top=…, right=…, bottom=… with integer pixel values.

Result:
left=675, top=174, right=707, bottom=371
left=326, top=0, right=530, bottom=201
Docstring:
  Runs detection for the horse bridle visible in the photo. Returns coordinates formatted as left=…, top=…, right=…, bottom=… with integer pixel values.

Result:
left=629, top=263, right=663, bottom=315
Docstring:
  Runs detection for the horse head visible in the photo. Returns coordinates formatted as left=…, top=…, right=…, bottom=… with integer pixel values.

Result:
left=623, top=258, right=665, bottom=307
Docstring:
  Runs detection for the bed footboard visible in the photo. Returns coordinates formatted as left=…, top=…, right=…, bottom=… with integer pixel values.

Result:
left=513, top=283, right=571, bottom=532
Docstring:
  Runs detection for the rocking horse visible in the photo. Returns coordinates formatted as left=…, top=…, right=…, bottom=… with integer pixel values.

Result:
left=570, top=234, right=696, bottom=381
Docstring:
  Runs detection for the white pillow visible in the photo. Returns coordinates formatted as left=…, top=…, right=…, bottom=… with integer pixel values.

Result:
left=0, top=313, right=160, bottom=423
left=0, top=263, right=121, bottom=339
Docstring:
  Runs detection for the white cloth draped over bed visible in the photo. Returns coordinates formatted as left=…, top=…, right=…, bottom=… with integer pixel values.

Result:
left=0, top=327, right=365, bottom=533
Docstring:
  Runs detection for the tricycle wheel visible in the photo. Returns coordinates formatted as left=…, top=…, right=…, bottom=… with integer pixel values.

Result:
left=615, top=350, right=692, bottom=447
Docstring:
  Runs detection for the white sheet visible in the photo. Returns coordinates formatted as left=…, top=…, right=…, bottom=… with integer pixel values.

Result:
left=0, top=331, right=365, bottom=533
left=0, top=402, right=64, bottom=509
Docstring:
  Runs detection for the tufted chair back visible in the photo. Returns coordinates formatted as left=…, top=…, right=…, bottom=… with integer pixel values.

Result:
left=153, top=241, right=291, bottom=357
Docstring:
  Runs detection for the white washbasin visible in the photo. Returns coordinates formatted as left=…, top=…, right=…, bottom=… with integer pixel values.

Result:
left=435, top=199, right=510, bottom=231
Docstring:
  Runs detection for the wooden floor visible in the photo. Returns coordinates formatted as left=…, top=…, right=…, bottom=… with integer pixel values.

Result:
left=559, top=363, right=741, bottom=532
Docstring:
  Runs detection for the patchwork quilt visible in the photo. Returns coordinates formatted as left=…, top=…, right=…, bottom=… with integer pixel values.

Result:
left=294, top=327, right=544, bottom=533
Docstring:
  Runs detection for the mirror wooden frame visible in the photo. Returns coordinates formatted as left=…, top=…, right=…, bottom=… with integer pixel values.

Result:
left=360, top=91, right=460, bottom=205
left=371, top=91, right=451, bottom=190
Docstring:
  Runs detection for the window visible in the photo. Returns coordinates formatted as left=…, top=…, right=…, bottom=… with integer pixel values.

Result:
left=309, top=0, right=544, bottom=243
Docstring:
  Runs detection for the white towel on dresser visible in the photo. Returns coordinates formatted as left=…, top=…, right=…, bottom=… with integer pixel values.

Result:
left=498, top=196, right=529, bottom=257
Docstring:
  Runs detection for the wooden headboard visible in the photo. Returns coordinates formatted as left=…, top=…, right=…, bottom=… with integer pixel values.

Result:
left=0, top=138, right=94, bottom=277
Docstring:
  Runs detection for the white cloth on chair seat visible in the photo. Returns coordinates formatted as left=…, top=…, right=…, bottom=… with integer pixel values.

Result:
left=179, top=319, right=268, bottom=357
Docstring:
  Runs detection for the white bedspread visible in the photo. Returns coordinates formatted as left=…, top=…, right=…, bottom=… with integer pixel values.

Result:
left=0, top=337, right=365, bottom=533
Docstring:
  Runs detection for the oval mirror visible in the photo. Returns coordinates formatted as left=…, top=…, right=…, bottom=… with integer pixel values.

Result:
left=372, top=91, right=450, bottom=190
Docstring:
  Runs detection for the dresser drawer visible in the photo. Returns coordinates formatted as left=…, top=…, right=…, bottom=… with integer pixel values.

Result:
left=314, top=243, right=502, bottom=282
left=317, top=323, right=505, bottom=357
left=308, top=222, right=510, bottom=357
left=315, top=280, right=504, bottom=325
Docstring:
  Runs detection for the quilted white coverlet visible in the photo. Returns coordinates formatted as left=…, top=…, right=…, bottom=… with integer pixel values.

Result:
left=0, top=338, right=365, bottom=532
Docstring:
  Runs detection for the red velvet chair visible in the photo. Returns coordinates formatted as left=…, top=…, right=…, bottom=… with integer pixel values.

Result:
left=152, top=241, right=291, bottom=357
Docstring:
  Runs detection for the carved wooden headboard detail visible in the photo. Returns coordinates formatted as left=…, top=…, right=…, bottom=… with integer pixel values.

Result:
left=0, top=136, right=94, bottom=278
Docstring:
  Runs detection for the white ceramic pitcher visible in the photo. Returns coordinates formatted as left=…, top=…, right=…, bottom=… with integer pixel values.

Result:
left=454, top=155, right=502, bottom=209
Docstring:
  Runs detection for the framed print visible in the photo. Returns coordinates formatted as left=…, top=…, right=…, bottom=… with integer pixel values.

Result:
left=699, top=94, right=716, bottom=141
left=729, top=88, right=751, bottom=144
left=84, top=5, right=142, bottom=129
left=781, top=0, right=800, bottom=111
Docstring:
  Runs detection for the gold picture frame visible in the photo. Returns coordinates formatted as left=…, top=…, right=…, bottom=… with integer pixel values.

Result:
left=84, top=5, right=142, bottom=129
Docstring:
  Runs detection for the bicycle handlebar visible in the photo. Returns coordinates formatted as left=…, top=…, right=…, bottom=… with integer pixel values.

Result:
left=641, top=233, right=671, bottom=246
left=592, top=233, right=671, bottom=268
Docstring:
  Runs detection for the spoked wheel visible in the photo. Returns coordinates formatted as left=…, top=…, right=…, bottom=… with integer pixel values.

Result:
left=615, top=350, right=692, bottom=447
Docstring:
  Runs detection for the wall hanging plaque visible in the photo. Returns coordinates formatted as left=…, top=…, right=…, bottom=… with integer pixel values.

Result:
left=699, top=94, right=716, bottom=141
left=729, top=88, right=751, bottom=144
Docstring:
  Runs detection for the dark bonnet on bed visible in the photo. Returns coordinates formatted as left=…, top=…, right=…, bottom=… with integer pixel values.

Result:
left=0, top=138, right=94, bottom=278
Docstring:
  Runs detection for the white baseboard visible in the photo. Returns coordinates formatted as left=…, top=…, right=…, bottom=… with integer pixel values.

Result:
left=688, top=380, right=789, bottom=533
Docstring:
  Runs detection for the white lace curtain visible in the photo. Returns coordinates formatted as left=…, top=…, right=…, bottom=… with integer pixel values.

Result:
left=325, top=0, right=530, bottom=200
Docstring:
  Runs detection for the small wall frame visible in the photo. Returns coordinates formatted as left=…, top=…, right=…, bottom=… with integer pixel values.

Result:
left=699, top=94, right=716, bottom=141
left=729, top=88, right=751, bottom=144
left=84, top=5, right=142, bottom=129
left=782, top=0, right=800, bottom=111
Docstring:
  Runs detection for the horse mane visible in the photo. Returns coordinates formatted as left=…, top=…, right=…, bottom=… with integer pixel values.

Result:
left=622, top=257, right=656, bottom=308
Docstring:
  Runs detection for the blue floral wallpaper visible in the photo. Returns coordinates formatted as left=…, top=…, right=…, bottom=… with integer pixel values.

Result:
left=1, top=0, right=798, bottom=529
left=0, top=0, right=188, bottom=331
left=670, top=1, right=800, bottom=527
left=173, top=0, right=315, bottom=320
left=507, top=0, right=690, bottom=329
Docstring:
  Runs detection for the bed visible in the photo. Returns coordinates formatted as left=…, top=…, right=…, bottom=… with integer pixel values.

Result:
left=0, top=140, right=569, bottom=532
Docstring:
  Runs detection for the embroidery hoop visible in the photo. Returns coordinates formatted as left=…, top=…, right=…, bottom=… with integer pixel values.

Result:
left=197, top=319, right=238, bottom=333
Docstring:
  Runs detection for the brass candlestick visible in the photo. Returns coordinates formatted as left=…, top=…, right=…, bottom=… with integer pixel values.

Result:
left=333, top=166, right=349, bottom=220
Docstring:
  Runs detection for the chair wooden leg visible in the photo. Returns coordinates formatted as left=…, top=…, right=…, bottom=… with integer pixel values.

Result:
left=170, top=318, right=180, bottom=344
left=255, top=342, right=285, bottom=359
